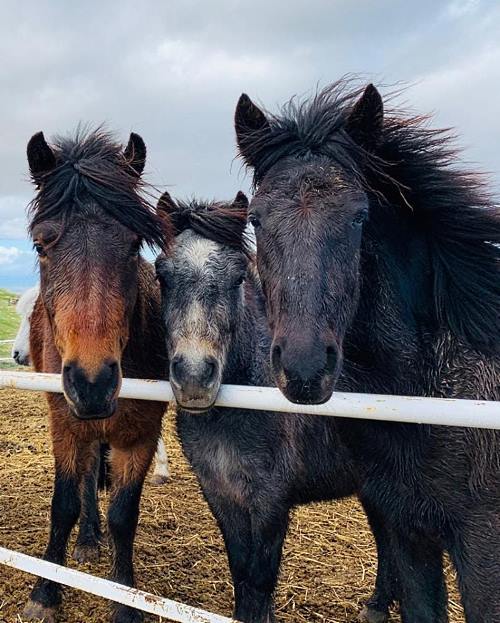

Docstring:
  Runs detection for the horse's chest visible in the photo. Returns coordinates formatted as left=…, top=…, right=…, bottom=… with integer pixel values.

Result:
left=178, top=418, right=256, bottom=505
left=201, top=439, right=253, bottom=504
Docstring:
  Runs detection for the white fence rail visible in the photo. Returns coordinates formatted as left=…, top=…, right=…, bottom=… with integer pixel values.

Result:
left=1, top=369, right=500, bottom=429
left=1, top=368, right=500, bottom=622
left=0, top=547, right=235, bottom=623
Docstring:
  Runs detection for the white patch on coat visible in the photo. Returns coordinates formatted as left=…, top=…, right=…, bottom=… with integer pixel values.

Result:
left=184, top=300, right=205, bottom=329
left=181, top=237, right=219, bottom=270
left=151, top=437, right=170, bottom=484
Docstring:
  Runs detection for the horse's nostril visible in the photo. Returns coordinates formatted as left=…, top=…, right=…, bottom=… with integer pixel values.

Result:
left=106, top=361, right=119, bottom=382
left=325, top=345, right=339, bottom=374
left=63, top=363, right=74, bottom=383
left=271, top=344, right=282, bottom=371
left=171, top=357, right=183, bottom=384
left=203, top=360, right=217, bottom=385
left=62, top=360, right=119, bottom=419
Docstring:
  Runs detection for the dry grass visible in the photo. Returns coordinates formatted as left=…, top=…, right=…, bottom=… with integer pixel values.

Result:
left=0, top=389, right=465, bottom=623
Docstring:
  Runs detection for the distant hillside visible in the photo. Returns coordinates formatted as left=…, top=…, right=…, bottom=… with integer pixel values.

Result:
left=0, top=289, right=21, bottom=365
left=0, top=289, right=20, bottom=340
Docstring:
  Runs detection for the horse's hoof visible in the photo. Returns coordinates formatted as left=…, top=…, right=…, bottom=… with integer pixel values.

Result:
left=73, top=543, right=100, bottom=564
left=112, top=605, right=144, bottom=623
left=358, top=605, right=389, bottom=623
left=23, top=599, right=57, bottom=622
left=150, top=473, right=170, bottom=486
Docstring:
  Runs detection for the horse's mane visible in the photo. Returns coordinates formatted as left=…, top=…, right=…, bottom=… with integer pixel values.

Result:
left=244, top=78, right=500, bottom=353
left=28, top=127, right=167, bottom=251
left=160, top=196, right=252, bottom=256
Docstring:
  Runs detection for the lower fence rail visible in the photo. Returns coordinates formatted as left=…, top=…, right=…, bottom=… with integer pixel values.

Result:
left=0, top=547, right=236, bottom=623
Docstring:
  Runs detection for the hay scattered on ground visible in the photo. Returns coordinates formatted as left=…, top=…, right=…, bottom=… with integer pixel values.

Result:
left=0, top=389, right=464, bottom=623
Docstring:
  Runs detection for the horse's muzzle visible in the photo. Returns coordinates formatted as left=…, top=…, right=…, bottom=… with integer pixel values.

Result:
left=62, top=360, right=120, bottom=420
left=169, top=353, right=220, bottom=413
left=271, top=337, right=341, bottom=404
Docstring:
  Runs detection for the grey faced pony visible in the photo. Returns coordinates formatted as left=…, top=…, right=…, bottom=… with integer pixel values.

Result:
left=155, top=192, right=395, bottom=623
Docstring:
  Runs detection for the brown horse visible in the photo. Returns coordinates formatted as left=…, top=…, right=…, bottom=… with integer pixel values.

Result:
left=23, top=128, right=170, bottom=623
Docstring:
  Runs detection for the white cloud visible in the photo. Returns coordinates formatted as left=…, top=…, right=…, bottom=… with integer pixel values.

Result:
left=414, top=44, right=500, bottom=100
left=0, top=217, right=28, bottom=239
left=157, top=39, right=275, bottom=83
left=0, top=245, right=24, bottom=266
left=410, top=41, right=500, bottom=184
left=125, top=38, right=281, bottom=95
left=444, top=0, right=480, bottom=19
left=0, top=195, right=30, bottom=240
left=0, top=0, right=498, bottom=206
left=0, top=241, right=36, bottom=290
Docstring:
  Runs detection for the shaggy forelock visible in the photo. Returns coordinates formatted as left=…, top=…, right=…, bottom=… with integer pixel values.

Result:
left=28, top=126, right=168, bottom=251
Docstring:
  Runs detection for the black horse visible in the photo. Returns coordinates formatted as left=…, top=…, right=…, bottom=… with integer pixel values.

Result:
left=155, top=194, right=395, bottom=623
left=235, top=80, right=500, bottom=622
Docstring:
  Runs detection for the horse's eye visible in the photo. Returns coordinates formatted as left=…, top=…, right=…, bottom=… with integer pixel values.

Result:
left=352, top=210, right=368, bottom=227
left=233, top=275, right=245, bottom=288
left=34, top=243, right=46, bottom=257
left=249, top=215, right=261, bottom=229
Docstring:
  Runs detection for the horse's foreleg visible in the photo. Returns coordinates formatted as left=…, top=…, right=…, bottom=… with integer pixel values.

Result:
left=359, top=499, right=399, bottom=623
left=107, top=443, right=155, bottom=623
left=449, top=514, right=500, bottom=623
left=200, top=490, right=254, bottom=619
left=235, top=503, right=290, bottom=623
left=207, top=489, right=288, bottom=623
left=74, top=440, right=102, bottom=564
left=394, top=531, right=448, bottom=623
left=190, top=474, right=288, bottom=623
left=23, top=435, right=89, bottom=623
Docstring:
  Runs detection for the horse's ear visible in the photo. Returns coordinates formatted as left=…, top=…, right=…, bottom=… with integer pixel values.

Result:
left=226, top=192, right=250, bottom=245
left=27, top=132, right=56, bottom=185
left=157, top=191, right=177, bottom=215
left=157, top=191, right=184, bottom=235
left=235, top=94, right=270, bottom=168
left=345, top=84, right=384, bottom=149
left=231, top=191, right=249, bottom=214
left=124, top=132, right=146, bottom=177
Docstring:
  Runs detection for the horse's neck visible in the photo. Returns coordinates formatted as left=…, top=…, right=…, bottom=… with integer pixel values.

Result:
left=224, top=279, right=272, bottom=387
left=341, top=230, right=432, bottom=396
left=123, top=258, right=167, bottom=380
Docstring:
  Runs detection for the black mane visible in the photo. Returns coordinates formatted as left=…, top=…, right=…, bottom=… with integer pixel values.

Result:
left=243, top=79, right=500, bottom=352
left=28, top=127, right=167, bottom=250
left=163, top=197, right=251, bottom=255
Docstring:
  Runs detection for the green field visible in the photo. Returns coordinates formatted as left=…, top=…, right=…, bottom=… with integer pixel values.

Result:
left=0, top=289, right=21, bottom=366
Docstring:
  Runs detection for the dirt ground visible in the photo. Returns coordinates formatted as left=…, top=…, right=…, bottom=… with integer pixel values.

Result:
left=0, top=389, right=464, bottom=623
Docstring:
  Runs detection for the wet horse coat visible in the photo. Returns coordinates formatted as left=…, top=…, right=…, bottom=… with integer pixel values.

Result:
left=155, top=195, right=394, bottom=623
left=235, top=81, right=500, bottom=622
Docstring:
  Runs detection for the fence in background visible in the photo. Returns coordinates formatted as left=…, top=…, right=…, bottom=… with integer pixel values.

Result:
left=0, top=339, right=14, bottom=363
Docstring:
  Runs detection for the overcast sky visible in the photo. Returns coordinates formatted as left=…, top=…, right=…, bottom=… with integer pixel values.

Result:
left=1, top=0, right=499, bottom=291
